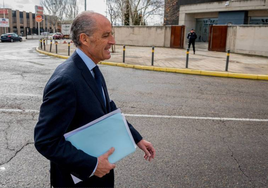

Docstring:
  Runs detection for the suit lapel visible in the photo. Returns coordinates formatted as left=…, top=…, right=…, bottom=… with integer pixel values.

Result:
left=72, top=52, right=107, bottom=112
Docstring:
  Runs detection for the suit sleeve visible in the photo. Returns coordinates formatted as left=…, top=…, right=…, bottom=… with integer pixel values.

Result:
left=110, top=100, right=143, bottom=144
left=34, top=75, right=97, bottom=180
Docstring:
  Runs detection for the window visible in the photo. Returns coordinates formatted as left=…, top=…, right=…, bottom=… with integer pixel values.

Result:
left=19, top=12, right=23, bottom=24
left=250, top=17, right=268, bottom=25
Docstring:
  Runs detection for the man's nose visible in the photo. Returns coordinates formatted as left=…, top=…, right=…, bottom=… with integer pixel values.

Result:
left=109, top=35, right=116, bottom=45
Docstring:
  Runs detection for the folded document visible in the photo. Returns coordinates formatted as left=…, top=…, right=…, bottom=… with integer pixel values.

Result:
left=64, top=109, right=137, bottom=183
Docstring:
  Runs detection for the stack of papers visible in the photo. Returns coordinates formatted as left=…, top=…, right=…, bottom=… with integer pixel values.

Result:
left=64, top=108, right=137, bottom=164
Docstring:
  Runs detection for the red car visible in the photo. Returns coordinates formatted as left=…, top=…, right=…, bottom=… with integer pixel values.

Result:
left=52, top=32, right=64, bottom=39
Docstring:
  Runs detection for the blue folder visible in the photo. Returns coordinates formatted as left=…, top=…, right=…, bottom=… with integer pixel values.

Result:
left=64, top=109, right=136, bottom=164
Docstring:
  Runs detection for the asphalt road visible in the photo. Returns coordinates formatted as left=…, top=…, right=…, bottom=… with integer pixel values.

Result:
left=0, top=40, right=268, bottom=188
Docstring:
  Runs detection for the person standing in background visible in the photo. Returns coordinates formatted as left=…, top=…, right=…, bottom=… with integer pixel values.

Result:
left=187, top=29, right=197, bottom=54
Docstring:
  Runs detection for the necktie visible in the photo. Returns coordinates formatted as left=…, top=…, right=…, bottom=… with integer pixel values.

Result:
left=93, top=66, right=106, bottom=106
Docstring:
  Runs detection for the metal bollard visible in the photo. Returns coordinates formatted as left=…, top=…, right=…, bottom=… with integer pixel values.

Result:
left=225, top=50, right=230, bottom=72
left=40, top=39, right=42, bottom=49
left=50, top=40, right=52, bottom=52
left=55, top=41, right=58, bottom=54
left=186, top=48, right=189, bottom=68
left=151, top=46, right=155, bottom=66
left=123, top=45, right=126, bottom=63
left=68, top=42, right=70, bottom=56
left=43, top=40, right=46, bottom=51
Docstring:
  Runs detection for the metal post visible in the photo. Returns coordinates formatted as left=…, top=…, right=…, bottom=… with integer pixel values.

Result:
left=123, top=45, right=126, bottom=63
left=225, top=50, right=230, bottom=72
left=43, top=39, right=46, bottom=51
left=38, top=22, right=40, bottom=37
left=40, top=39, right=42, bottom=49
left=50, top=40, right=52, bottom=52
left=55, top=41, right=58, bottom=54
left=186, top=48, right=189, bottom=68
left=151, top=46, right=155, bottom=66
left=25, top=27, right=27, bottom=39
left=68, top=42, right=70, bottom=56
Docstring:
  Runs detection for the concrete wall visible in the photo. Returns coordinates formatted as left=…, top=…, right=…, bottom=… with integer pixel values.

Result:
left=179, top=0, right=267, bottom=15
left=113, top=26, right=172, bottom=47
left=226, top=25, right=268, bottom=57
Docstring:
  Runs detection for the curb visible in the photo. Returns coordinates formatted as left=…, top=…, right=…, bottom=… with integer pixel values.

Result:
left=36, top=47, right=69, bottom=59
left=35, top=47, right=268, bottom=81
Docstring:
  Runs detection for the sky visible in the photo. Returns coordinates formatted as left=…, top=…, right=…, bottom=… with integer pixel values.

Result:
left=1, top=0, right=106, bottom=15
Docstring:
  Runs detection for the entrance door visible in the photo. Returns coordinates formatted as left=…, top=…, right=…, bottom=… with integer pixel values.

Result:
left=208, top=25, right=228, bottom=52
left=170, top=25, right=185, bottom=48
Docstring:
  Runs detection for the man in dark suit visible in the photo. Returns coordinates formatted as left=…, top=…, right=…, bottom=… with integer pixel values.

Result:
left=34, top=11, right=155, bottom=187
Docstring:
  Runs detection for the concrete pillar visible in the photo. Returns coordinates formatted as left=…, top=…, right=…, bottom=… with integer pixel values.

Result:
left=42, top=15, right=46, bottom=31
left=16, top=10, right=20, bottom=35
left=29, top=12, right=33, bottom=34
left=47, top=16, right=50, bottom=32
left=23, top=11, right=27, bottom=36
left=8, top=9, right=13, bottom=33
left=35, top=16, right=38, bottom=34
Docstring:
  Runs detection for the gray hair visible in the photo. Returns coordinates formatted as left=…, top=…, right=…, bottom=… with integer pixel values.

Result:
left=71, top=11, right=99, bottom=47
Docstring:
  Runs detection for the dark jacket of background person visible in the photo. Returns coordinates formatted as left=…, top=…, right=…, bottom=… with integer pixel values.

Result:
left=187, top=32, right=197, bottom=42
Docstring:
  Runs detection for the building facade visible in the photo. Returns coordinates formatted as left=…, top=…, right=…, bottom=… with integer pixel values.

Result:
left=0, top=8, right=58, bottom=36
left=164, top=0, right=268, bottom=42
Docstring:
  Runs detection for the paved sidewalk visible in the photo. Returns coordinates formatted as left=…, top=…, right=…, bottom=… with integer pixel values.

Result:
left=40, top=40, right=268, bottom=75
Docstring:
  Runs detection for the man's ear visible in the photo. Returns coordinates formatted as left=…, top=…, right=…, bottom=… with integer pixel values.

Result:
left=79, top=33, right=89, bottom=46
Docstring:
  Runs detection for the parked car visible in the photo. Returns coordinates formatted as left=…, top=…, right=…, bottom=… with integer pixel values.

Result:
left=41, top=32, right=50, bottom=37
left=52, top=32, right=64, bottom=39
left=47, top=33, right=54, bottom=40
left=1, top=33, right=22, bottom=42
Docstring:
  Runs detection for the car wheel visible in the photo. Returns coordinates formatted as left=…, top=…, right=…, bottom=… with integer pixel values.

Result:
left=11, top=39, right=14, bottom=42
left=20, top=38, right=22, bottom=42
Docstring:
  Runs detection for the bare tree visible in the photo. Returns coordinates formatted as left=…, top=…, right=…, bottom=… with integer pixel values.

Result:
left=107, top=0, right=126, bottom=25
left=107, top=0, right=120, bottom=25
left=107, top=0, right=164, bottom=26
left=64, top=0, right=79, bottom=20
left=129, top=0, right=164, bottom=25
left=41, top=0, right=79, bottom=32
left=41, top=0, right=66, bottom=32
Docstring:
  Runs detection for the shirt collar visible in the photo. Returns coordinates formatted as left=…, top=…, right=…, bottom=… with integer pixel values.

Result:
left=76, top=48, right=96, bottom=71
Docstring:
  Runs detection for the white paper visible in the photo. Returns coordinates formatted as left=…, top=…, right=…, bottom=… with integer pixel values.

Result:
left=71, top=174, right=82, bottom=184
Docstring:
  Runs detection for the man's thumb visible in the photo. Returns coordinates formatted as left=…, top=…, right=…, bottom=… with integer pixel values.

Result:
left=106, top=147, right=115, bottom=157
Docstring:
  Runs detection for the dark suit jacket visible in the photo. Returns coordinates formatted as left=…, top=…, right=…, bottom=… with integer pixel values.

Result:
left=34, top=51, right=142, bottom=187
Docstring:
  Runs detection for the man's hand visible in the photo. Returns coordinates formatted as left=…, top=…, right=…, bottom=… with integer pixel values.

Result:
left=94, top=147, right=116, bottom=178
left=137, top=139, right=155, bottom=161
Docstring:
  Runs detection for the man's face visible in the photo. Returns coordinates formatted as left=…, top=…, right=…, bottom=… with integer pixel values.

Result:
left=83, top=15, right=115, bottom=64
left=191, top=30, right=194, bottom=33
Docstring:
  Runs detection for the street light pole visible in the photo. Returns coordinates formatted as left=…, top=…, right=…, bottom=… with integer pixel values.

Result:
left=85, top=0, right=86, bottom=11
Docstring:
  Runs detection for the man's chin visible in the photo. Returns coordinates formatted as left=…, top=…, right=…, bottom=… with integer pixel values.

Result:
left=104, top=54, right=111, bottom=60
